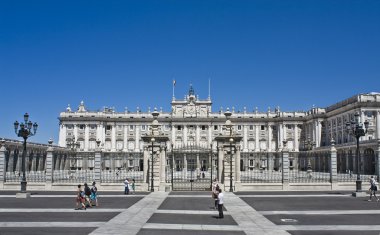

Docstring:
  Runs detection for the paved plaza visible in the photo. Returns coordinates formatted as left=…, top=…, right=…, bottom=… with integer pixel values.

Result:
left=0, top=190, right=380, bottom=235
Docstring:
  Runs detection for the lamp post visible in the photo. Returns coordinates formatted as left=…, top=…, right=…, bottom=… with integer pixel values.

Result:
left=14, top=113, right=38, bottom=193
left=346, top=112, right=369, bottom=192
left=304, top=137, right=315, bottom=172
left=67, top=138, right=80, bottom=170
left=224, top=109, right=234, bottom=192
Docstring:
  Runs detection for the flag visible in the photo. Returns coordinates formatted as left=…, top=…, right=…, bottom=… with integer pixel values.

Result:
left=173, top=80, right=176, bottom=86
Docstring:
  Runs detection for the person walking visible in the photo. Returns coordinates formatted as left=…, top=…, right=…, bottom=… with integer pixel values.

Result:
left=217, top=188, right=224, bottom=219
left=124, top=178, right=130, bottom=195
left=211, top=178, right=219, bottom=209
left=75, top=184, right=86, bottom=210
left=368, top=176, right=379, bottom=202
left=131, top=179, right=136, bottom=194
left=91, top=181, right=99, bottom=207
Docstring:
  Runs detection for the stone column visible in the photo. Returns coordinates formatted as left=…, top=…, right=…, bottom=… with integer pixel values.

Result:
left=255, top=125, right=260, bottom=151
left=135, top=126, right=140, bottom=151
left=235, top=145, right=241, bottom=191
left=282, top=142, right=289, bottom=190
left=73, top=125, right=78, bottom=142
left=268, top=124, right=272, bottom=152
left=160, top=147, right=166, bottom=184
left=94, top=147, right=102, bottom=184
left=376, top=139, right=380, bottom=182
left=0, top=140, right=6, bottom=188
left=123, top=125, right=128, bottom=151
left=183, top=125, right=188, bottom=145
left=330, top=139, right=338, bottom=190
left=218, top=146, right=224, bottom=183
left=279, top=124, right=284, bottom=150
left=45, top=140, right=54, bottom=190
left=111, top=124, right=116, bottom=151
left=196, top=125, right=200, bottom=146
left=143, top=147, right=148, bottom=184
left=243, top=125, right=248, bottom=151
left=84, top=124, right=89, bottom=151
left=377, top=111, right=380, bottom=139
left=59, top=124, right=67, bottom=147
left=294, top=124, right=299, bottom=151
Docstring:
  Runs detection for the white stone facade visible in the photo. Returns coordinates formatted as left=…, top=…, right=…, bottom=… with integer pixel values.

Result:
left=58, top=88, right=380, bottom=153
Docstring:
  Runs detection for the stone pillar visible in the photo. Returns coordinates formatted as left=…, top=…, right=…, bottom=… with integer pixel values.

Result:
left=255, top=125, right=260, bottom=151
left=73, top=125, right=78, bottom=142
left=279, top=124, right=283, bottom=150
left=59, top=124, right=67, bottom=147
left=268, top=124, right=272, bottom=152
left=0, top=140, right=6, bottom=188
left=45, top=140, right=54, bottom=190
left=84, top=124, right=89, bottom=151
left=282, top=142, right=289, bottom=190
left=243, top=125, right=248, bottom=151
left=135, top=126, right=140, bottom=151
left=330, top=139, right=338, bottom=190
left=377, top=111, right=380, bottom=139
left=160, top=147, right=166, bottom=184
left=294, top=124, right=299, bottom=151
left=143, top=147, right=148, bottom=184
left=376, top=139, right=380, bottom=182
left=94, top=148, right=101, bottom=184
left=235, top=145, right=241, bottom=191
left=123, top=125, right=128, bottom=151
left=111, top=124, right=116, bottom=151
left=196, top=125, right=200, bottom=146
left=218, top=146, right=224, bottom=184
left=183, top=125, right=187, bottom=145
left=183, top=154, right=187, bottom=178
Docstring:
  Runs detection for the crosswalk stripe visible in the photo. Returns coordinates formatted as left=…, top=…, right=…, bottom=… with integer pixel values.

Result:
left=143, top=223, right=242, bottom=231
left=0, top=208, right=125, bottom=213
left=238, top=194, right=351, bottom=198
left=260, top=210, right=380, bottom=215
left=155, top=209, right=230, bottom=215
left=0, top=222, right=105, bottom=227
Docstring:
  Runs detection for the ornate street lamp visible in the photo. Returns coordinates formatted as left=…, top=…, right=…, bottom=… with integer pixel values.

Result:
left=67, top=138, right=80, bottom=170
left=346, top=112, right=369, bottom=192
left=150, top=108, right=160, bottom=192
left=14, top=113, right=38, bottom=193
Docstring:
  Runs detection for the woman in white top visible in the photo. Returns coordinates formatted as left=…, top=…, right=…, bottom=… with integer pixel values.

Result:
left=369, top=176, right=379, bottom=202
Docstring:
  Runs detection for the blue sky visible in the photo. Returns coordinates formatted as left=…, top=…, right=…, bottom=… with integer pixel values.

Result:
left=1, top=0, right=379, bottom=144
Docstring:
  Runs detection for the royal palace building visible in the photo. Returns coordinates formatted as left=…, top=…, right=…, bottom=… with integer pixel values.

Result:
left=53, top=86, right=380, bottom=191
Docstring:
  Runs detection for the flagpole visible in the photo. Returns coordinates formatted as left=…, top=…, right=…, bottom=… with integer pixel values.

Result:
left=172, top=79, right=175, bottom=100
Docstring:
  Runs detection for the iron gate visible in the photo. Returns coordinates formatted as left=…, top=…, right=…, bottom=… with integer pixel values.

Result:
left=167, top=144, right=217, bottom=191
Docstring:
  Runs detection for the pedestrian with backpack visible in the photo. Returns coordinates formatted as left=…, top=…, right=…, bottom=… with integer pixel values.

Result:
left=84, top=183, right=92, bottom=208
left=91, top=181, right=98, bottom=207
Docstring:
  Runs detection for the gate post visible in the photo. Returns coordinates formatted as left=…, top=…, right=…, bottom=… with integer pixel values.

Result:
left=159, top=145, right=166, bottom=191
left=234, top=145, right=241, bottom=191
left=0, top=139, right=6, bottom=189
left=143, top=147, right=148, bottom=186
left=330, top=139, right=338, bottom=190
left=376, top=139, right=380, bottom=182
left=45, top=139, right=53, bottom=190
left=218, top=146, right=224, bottom=184
left=282, top=141, right=289, bottom=190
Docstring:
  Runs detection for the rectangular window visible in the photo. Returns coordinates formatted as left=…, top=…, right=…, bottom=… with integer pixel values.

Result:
left=177, top=125, right=182, bottom=131
left=79, top=124, right=85, bottom=130
left=141, top=125, right=146, bottom=131
left=261, top=125, right=265, bottom=131
left=214, top=125, right=218, bottom=130
left=249, top=125, right=253, bottom=130
left=202, top=125, right=206, bottom=130
left=129, top=125, right=134, bottom=130
left=238, top=125, right=242, bottom=130
left=106, top=125, right=112, bottom=131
